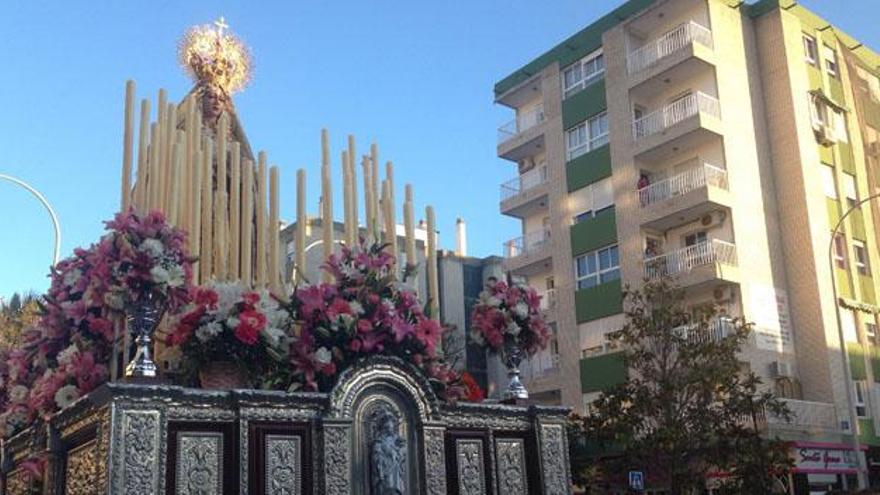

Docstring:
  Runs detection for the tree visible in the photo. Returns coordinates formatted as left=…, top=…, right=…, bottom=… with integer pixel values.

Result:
left=575, top=279, right=791, bottom=494
left=0, top=292, right=42, bottom=350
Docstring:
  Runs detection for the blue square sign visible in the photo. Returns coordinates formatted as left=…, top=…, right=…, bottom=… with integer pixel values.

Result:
left=629, top=471, right=644, bottom=490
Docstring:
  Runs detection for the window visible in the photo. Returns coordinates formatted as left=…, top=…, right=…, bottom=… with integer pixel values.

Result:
left=843, top=173, right=858, bottom=209
left=803, top=34, right=818, bottom=65
left=811, top=96, right=829, bottom=128
left=575, top=244, right=620, bottom=290
left=854, top=240, right=870, bottom=275
left=566, top=112, right=609, bottom=160
left=867, top=322, right=878, bottom=345
left=854, top=381, right=867, bottom=417
left=834, top=233, right=848, bottom=269
left=562, top=50, right=605, bottom=99
left=821, top=164, right=837, bottom=199
left=824, top=45, right=838, bottom=77
left=843, top=308, right=858, bottom=342
left=684, top=231, right=708, bottom=247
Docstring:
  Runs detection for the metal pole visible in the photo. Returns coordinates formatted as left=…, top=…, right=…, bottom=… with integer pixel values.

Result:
left=0, top=173, right=61, bottom=266
left=829, top=191, right=880, bottom=489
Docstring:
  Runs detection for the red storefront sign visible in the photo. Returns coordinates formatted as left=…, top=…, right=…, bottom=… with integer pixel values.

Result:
left=791, top=442, right=865, bottom=474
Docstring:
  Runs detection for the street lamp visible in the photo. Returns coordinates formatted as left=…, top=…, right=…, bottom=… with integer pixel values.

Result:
left=0, top=173, right=61, bottom=266
left=829, top=191, right=880, bottom=490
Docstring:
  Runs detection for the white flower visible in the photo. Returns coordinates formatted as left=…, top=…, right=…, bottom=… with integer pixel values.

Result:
left=103, top=291, right=125, bottom=311
left=226, top=317, right=240, bottom=329
left=514, top=302, right=529, bottom=319
left=506, top=321, right=522, bottom=337
left=212, top=282, right=244, bottom=315
left=261, top=326, right=288, bottom=350
left=349, top=301, right=364, bottom=315
left=195, top=322, right=223, bottom=343
left=470, top=330, right=485, bottom=345
left=314, top=347, right=332, bottom=365
left=54, top=385, right=80, bottom=410
left=57, top=344, right=80, bottom=366
left=150, top=265, right=170, bottom=285
left=487, top=296, right=502, bottom=307
left=338, top=314, right=355, bottom=329
left=62, top=268, right=82, bottom=287
left=9, top=385, right=29, bottom=403
left=165, top=264, right=185, bottom=288
left=141, top=238, right=165, bottom=259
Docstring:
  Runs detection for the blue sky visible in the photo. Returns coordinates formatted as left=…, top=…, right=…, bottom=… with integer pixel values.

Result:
left=0, top=0, right=877, bottom=298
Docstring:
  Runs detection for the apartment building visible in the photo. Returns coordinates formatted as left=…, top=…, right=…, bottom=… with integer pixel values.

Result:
left=494, top=0, right=880, bottom=489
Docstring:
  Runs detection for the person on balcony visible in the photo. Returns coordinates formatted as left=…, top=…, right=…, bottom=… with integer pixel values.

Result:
left=637, top=173, right=650, bottom=206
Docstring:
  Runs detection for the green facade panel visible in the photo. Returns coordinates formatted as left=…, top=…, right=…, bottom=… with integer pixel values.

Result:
left=850, top=208, right=867, bottom=241
left=567, top=145, right=612, bottom=192
left=570, top=207, right=617, bottom=257
left=819, top=146, right=834, bottom=165
left=850, top=343, right=868, bottom=380
left=872, top=348, right=880, bottom=383
left=827, top=197, right=841, bottom=227
left=860, top=419, right=880, bottom=446
left=860, top=274, right=876, bottom=305
left=580, top=351, right=626, bottom=393
left=562, top=79, right=607, bottom=130
left=807, top=65, right=823, bottom=92
left=575, top=279, right=623, bottom=323
left=865, top=100, right=880, bottom=129
left=838, top=267, right=854, bottom=300
left=828, top=76, right=845, bottom=107
left=839, top=142, right=856, bottom=175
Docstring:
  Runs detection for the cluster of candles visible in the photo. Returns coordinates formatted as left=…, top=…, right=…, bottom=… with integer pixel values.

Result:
left=118, top=80, right=440, bottom=316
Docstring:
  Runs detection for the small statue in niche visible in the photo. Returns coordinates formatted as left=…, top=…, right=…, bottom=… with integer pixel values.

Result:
left=370, top=409, right=406, bottom=495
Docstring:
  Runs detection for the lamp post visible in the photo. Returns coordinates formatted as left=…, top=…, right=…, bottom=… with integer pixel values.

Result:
left=829, top=191, right=880, bottom=489
left=0, top=173, right=61, bottom=266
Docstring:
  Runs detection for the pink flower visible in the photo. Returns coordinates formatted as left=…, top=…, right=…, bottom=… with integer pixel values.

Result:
left=357, top=319, right=374, bottom=334
left=392, top=319, right=415, bottom=343
left=235, top=310, right=267, bottom=345
left=415, top=318, right=443, bottom=356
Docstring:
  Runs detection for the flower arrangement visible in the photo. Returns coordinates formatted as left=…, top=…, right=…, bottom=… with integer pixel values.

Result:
left=470, top=278, right=550, bottom=357
left=167, top=281, right=291, bottom=387
left=0, top=210, right=193, bottom=437
left=283, top=240, right=468, bottom=401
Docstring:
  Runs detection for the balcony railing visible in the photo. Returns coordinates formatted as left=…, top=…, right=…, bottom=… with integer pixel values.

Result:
left=500, top=166, right=548, bottom=202
left=644, top=239, right=737, bottom=280
left=761, top=399, right=840, bottom=432
left=632, top=92, right=720, bottom=140
left=637, top=164, right=728, bottom=208
left=498, top=104, right=546, bottom=144
left=539, top=288, right=557, bottom=311
left=523, top=352, right=560, bottom=381
left=627, top=21, right=713, bottom=74
left=504, top=229, right=551, bottom=258
left=672, top=317, right=736, bottom=344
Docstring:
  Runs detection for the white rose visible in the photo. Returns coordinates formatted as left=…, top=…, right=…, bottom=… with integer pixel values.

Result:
left=165, top=264, right=185, bottom=288
left=349, top=301, right=364, bottom=315
left=9, top=385, right=29, bottom=403
left=57, top=344, right=80, bottom=366
left=506, top=321, right=522, bottom=337
left=141, top=238, right=165, bottom=258
left=314, top=347, right=332, bottom=365
left=514, top=302, right=529, bottom=319
left=196, top=322, right=223, bottom=342
left=54, top=384, right=80, bottom=410
left=150, top=265, right=170, bottom=285
left=62, top=268, right=82, bottom=287
left=487, top=296, right=502, bottom=307
left=226, top=317, right=240, bottom=329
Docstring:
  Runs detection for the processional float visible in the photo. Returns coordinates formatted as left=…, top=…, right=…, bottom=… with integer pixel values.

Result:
left=0, top=19, right=572, bottom=495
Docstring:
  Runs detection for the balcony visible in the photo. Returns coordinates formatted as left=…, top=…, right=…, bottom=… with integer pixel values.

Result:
left=631, top=92, right=722, bottom=160
left=627, top=21, right=715, bottom=96
left=637, top=163, right=732, bottom=230
left=672, top=317, right=737, bottom=344
left=503, top=229, right=553, bottom=275
left=643, top=239, right=739, bottom=287
left=760, top=399, right=841, bottom=433
left=539, top=288, right=557, bottom=311
left=499, top=167, right=549, bottom=218
left=497, top=104, right=546, bottom=161
left=523, top=352, right=560, bottom=381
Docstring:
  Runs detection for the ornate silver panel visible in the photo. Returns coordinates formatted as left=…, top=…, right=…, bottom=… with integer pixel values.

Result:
left=265, top=434, right=301, bottom=495
left=423, top=427, right=447, bottom=495
left=175, top=431, right=224, bottom=495
left=324, top=422, right=352, bottom=495
left=456, top=439, right=486, bottom=495
left=113, top=409, right=161, bottom=495
left=66, top=439, right=99, bottom=495
left=539, top=423, right=571, bottom=495
left=495, top=438, right=528, bottom=495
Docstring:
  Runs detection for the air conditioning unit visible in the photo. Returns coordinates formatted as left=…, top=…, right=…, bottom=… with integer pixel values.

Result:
left=769, top=361, right=794, bottom=378
left=713, top=286, right=733, bottom=302
left=814, top=124, right=835, bottom=146
left=700, top=210, right=727, bottom=229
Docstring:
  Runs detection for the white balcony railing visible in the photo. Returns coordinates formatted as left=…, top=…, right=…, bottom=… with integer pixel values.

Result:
left=632, top=92, right=720, bottom=140
left=523, top=352, right=560, bottom=381
left=763, top=399, right=840, bottom=432
left=539, top=288, right=557, bottom=311
left=644, top=239, right=737, bottom=279
left=500, top=166, right=548, bottom=202
left=637, top=164, right=728, bottom=207
left=504, top=229, right=551, bottom=258
left=627, top=21, right=713, bottom=74
left=672, top=317, right=736, bottom=344
left=498, top=104, right=546, bottom=144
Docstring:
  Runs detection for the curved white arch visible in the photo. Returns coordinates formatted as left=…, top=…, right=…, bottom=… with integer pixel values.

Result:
left=0, top=173, right=61, bottom=266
